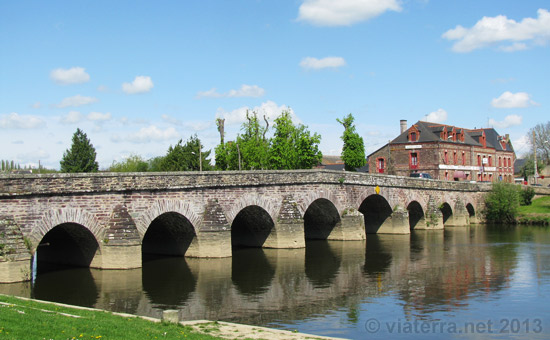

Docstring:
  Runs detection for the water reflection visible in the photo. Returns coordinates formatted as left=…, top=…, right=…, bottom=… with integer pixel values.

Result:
left=1, top=225, right=550, bottom=339
left=33, top=264, right=98, bottom=307
left=142, top=255, right=196, bottom=309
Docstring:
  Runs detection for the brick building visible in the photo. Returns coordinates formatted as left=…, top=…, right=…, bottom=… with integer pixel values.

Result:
left=367, top=120, right=516, bottom=182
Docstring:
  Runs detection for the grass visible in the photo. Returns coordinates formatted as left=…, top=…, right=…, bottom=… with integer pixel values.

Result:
left=517, top=196, right=550, bottom=225
left=0, top=294, right=225, bottom=340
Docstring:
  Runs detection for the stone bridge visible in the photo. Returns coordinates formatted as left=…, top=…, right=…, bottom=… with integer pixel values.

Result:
left=0, top=170, right=489, bottom=283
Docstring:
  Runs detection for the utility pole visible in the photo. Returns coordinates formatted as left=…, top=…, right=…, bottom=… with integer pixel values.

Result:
left=533, top=130, right=538, bottom=185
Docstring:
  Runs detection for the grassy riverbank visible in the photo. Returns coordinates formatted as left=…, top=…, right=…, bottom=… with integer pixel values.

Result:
left=0, top=294, right=224, bottom=340
left=517, top=196, right=550, bottom=225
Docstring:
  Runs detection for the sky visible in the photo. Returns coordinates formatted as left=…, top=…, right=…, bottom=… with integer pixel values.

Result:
left=1, top=0, right=549, bottom=170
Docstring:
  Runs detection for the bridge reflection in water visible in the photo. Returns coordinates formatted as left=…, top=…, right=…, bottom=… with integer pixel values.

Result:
left=2, top=225, right=549, bottom=337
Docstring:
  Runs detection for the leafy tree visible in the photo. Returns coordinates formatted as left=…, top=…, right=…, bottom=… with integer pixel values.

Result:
left=159, top=135, right=212, bottom=171
left=147, top=156, right=165, bottom=172
left=60, top=128, right=99, bottom=173
left=484, top=182, right=520, bottom=223
left=269, top=110, right=322, bottom=169
left=520, top=186, right=535, bottom=206
left=234, top=111, right=270, bottom=170
left=337, top=114, right=366, bottom=171
left=108, top=154, right=149, bottom=172
left=520, top=156, right=546, bottom=180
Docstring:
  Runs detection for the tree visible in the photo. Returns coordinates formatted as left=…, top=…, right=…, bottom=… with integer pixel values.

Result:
left=529, top=121, right=550, bottom=164
left=60, top=128, right=99, bottom=173
left=108, top=154, right=149, bottom=172
left=234, top=111, right=270, bottom=170
left=159, top=135, right=212, bottom=171
left=269, top=110, right=322, bottom=169
left=337, top=114, right=366, bottom=171
left=214, top=118, right=229, bottom=170
left=520, top=156, right=546, bottom=180
left=484, top=182, right=520, bottom=223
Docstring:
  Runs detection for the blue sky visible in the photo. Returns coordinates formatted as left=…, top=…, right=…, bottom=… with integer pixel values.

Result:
left=1, top=0, right=549, bottom=169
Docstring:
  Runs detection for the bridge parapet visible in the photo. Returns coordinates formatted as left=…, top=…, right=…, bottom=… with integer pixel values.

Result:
left=0, top=170, right=490, bottom=197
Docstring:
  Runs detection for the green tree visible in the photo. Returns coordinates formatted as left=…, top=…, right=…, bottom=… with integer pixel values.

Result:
left=147, top=156, right=165, bottom=172
left=337, top=114, right=366, bottom=171
left=520, top=156, right=546, bottom=180
left=108, top=154, right=149, bottom=172
left=484, top=182, right=520, bottom=223
left=269, top=110, right=322, bottom=169
left=159, top=135, right=212, bottom=171
left=60, top=128, right=99, bottom=173
left=235, top=111, right=269, bottom=170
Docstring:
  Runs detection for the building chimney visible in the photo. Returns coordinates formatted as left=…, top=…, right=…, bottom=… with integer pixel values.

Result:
left=400, top=120, right=407, bottom=134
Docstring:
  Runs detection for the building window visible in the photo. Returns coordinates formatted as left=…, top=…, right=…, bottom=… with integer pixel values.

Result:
left=410, top=152, right=418, bottom=169
left=477, top=155, right=481, bottom=166
left=410, top=132, right=417, bottom=142
left=499, top=157, right=502, bottom=167
left=462, top=151, right=466, bottom=165
left=488, top=156, right=492, bottom=166
left=377, top=158, right=385, bottom=173
left=453, top=151, right=457, bottom=164
left=508, top=157, right=512, bottom=167
left=444, top=151, right=448, bottom=164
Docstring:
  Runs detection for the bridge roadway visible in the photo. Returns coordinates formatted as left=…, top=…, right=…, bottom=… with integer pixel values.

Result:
left=0, top=169, right=488, bottom=282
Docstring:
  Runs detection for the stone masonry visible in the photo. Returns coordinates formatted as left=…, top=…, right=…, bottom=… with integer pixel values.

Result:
left=0, top=169, right=512, bottom=283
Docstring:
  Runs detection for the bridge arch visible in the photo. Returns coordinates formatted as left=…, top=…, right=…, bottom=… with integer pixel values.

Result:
left=304, top=198, right=341, bottom=240
left=135, top=200, right=202, bottom=240
left=299, top=190, right=343, bottom=217
left=407, top=201, right=425, bottom=230
left=225, top=194, right=280, bottom=224
left=231, top=205, right=274, bottom=248
left=359, top=194, right=393, bottom=234
left=30, top=208, right=103, bottom=251
left=466, top=203, right=476, bottom=220
left=142, top=212, right=197, bottom=257
left=440, top=202, right=453, bottom=225
left=36, top=222, right=100, bottom=269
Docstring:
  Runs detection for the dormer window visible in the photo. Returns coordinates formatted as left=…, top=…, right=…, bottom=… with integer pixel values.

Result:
left=408, top=126, right=420, bottom=142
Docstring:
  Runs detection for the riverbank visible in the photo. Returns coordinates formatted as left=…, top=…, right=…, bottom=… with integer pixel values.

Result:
left=0, top=294, right=344, bottom=340
left=517, top=196, right=550, bottom=225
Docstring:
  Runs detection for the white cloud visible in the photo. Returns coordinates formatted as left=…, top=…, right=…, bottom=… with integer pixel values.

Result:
left=0, top=112, right=46, bottom=129
left=50, top=67, right=90, bottom=85
left=87, top=112, right=112, bottom=122
left=60, top=111, right=84, bottom=124
left=299, top=57, right=346, bottom=70
left=122, top=76, right=154, bottom=94
left=32, top=102, right=41, bottom=109
left=119, top=126, right=180, bottom=143
left=297, top=0, right=402, bottom=26
left=425, top=108, right=448, bottom=123
left=197, top=84, right=265, bottom=98
left=489, top=114, right=523, bottom=129
left=161, top=114, right=183, bottom=126
left=215, top=100, right=296, bottom=125
left=56, top=95, right=98, bottom=108
left=491, top=91, right=538, bottom=108
left=442, top=9, right=550, bottom=53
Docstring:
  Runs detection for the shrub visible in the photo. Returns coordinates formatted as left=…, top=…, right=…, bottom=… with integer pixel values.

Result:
left=484, top=182, right=520, bottom=223
left=520, top=186, right=536, bottom=206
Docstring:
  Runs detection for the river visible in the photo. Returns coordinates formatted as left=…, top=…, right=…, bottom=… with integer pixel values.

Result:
left=1, top=225, right=549, bottom=339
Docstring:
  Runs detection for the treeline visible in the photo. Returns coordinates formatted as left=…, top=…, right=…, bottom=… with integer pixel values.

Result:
left=0, top=160, right=57, bottom=173
left=52, top=110, right=367, bottom=173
